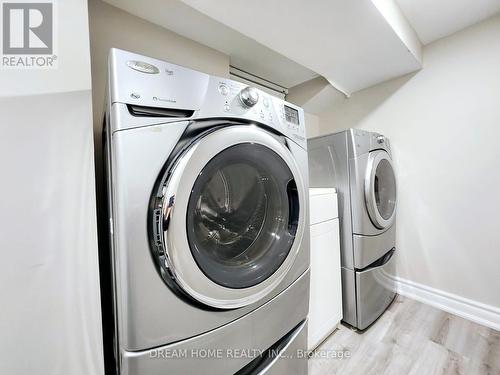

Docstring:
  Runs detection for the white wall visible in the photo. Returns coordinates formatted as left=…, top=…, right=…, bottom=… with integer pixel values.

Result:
left=318, top=15, right=500, bottom=312
left=0, top=1, right=103, bottom=374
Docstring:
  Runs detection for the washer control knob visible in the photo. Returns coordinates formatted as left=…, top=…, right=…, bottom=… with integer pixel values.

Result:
left=218, top=84, right=229, bottom=96
left=239, top=87, right=259, bottom=107
left=377, top=135, right=385, bottom=144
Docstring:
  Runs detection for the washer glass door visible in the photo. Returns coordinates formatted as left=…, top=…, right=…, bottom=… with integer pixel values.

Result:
left=365, top=150, right=396, bottom=229
left=187, top=143, right=298, bottom=289
left=154, top=125, right=306, bottom=309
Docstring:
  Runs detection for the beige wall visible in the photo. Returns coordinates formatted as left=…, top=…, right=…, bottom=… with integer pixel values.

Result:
left=304, top=112, right=320, bottom=138
left=88, top=0, right=230, bottom=242
left=287, top=77, right=331, bottom=108
left=88, top=0, right=229, bottom=196
left=317, top=15, right=500, bottom=311
left=286, top=77, right=324, bottom=139
left=88, top=0, right=229, bottom=137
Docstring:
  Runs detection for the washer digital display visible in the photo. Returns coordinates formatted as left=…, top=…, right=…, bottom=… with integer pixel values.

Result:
left=284, top=105, right=299, bottom=125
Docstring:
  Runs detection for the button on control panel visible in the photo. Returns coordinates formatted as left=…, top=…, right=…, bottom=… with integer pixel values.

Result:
left=218, top=83, right=229, bottom=96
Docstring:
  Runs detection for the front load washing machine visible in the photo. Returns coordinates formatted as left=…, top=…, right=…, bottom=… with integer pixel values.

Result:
left=103, top=49, right=310, bottom=374
left=308, top=129, right=397, bottom=330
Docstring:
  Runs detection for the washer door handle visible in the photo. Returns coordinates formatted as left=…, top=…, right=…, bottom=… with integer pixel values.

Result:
left=286, top=179, right=299, bottom=234
left=162, top=195, right=175, bottom=229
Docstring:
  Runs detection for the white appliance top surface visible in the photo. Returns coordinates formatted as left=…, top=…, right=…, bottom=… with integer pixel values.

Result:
left=309, top=188, right=337, bottom=197
left=309, top=188, right=338, bottom=224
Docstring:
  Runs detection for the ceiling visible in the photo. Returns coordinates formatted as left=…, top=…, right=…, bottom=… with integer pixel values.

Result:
left=102, top=0, right=500, bottom=114
left=181, top=0, right=422, bottom=96
left=396, top=0, right=500, bottom=44
left=102, top=0, right=318, bottom=88
left=104, top=0, right=422, bottom=96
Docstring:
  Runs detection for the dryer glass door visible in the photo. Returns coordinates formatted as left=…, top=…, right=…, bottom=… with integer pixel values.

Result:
left=153, top=125, right=306, bottom=309
left=365, top=150, right=396, bottom=229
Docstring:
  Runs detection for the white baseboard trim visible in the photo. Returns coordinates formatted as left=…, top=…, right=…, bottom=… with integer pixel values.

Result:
left=391, top=276, right=500, bottom=332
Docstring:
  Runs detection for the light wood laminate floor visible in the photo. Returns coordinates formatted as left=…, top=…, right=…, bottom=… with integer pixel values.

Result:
left=309, top=295, right=500, bottom=375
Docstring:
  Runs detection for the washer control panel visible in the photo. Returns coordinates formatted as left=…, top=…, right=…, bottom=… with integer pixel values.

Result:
left=239, top=86, right=260, bottom=107
left=199, top=78, right=306, bottom=145
left=109, top=48, right=306, bottom=147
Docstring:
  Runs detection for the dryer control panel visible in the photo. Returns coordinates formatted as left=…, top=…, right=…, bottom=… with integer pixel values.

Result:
left=350, top=129, right=392, bottom=157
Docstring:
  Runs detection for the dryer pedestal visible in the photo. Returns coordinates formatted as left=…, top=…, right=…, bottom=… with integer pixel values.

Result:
left=341, top=247, right=396, bottom=330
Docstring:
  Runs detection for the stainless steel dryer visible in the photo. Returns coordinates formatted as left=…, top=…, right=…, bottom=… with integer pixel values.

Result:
left=308, top=129, right=396, bottom=330
left=103, top=49, right=310, bottom=374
